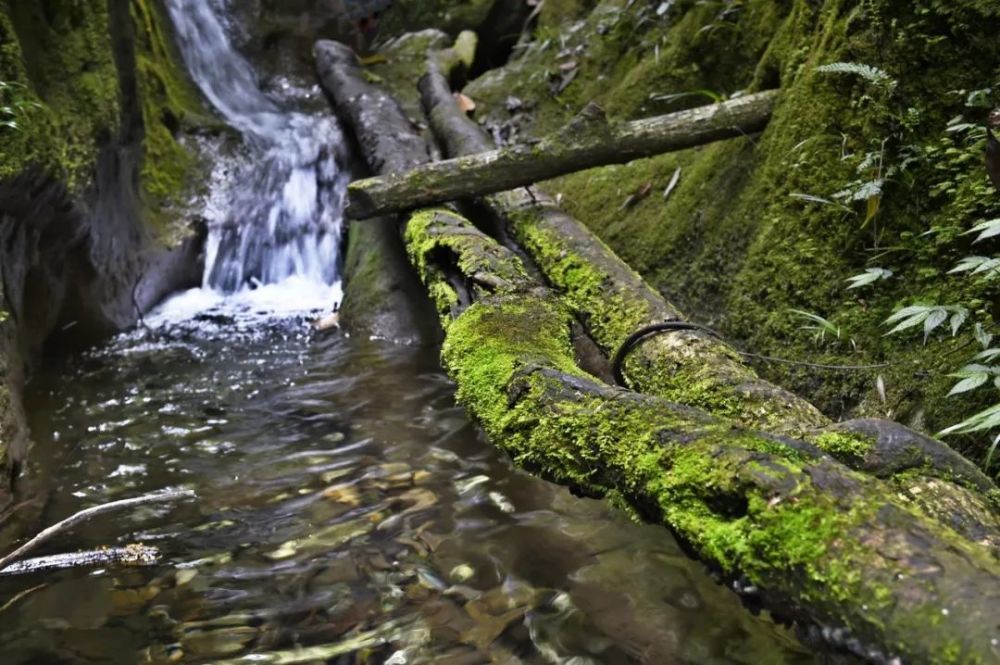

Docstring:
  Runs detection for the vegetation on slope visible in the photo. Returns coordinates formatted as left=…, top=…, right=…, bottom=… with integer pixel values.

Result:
left=0, top=0, right=204, bottom=210
left=462, top=0, right=1000, bottom=474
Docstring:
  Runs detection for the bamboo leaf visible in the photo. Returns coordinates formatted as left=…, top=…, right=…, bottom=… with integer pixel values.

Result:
left=940, top=403, right=1000, bottom=435
left=846, top=268, right=892, bottom=289
left=885, top=312, right=928, bottom=335
left=884, top=305, right=932, bottom=324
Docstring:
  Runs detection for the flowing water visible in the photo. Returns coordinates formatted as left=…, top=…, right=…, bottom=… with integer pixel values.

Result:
left=166, top=0, right=347, bottom=293
left=0, top=2, right=819, bottom=663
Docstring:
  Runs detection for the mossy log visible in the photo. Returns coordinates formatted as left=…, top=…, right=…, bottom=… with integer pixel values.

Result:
left=315, top=39, right=439, bottom=344
left=315, top=39, right=1000, bottom=663
left=344, top=90, right=778, bottom=219
left=418, top=51, right=1000, bottom=547
left=405, top=205, right=1000, bottom=665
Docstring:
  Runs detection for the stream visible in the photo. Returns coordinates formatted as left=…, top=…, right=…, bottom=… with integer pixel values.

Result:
left=0, top=1, right=817, bottom=663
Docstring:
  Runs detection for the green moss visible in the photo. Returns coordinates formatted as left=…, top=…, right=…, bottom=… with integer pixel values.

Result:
left=402, top=204, right=1000, bottom=662
left=812, top=430, right=876, bottom=464
left=442, top=294, right=585, bottom=438
left=380, top=0, right=495, bottom=39
left=0, top=0, right=203, bottom=218
left=510, top=211, right=652, bottom=347
left=469, top=0, right=1000, bottom=466
left=0, top=0, right=120, bottom=188
left=131, top=0, right=205, bottom=208
left=366, top=30, right=450, bottom=120
left=539, top=0, right=595, bottom=30
left=406, top=209, right=532, bottom=293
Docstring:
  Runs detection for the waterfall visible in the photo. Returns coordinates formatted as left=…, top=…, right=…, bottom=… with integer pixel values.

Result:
left=165, top=0, right=348, bottom=294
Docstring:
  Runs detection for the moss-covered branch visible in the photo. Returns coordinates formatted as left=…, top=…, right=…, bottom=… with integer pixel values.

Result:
left=345, top=90, right=778, bottom=219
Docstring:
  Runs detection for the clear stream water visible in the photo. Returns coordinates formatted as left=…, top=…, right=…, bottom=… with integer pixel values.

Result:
left=0, top=1, right=817, bottom=663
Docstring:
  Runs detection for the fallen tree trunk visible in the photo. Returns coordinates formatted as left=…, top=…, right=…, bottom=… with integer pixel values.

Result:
left=404, top=206, right=1000, bottom=665
left=315, top=40, right=438, bottom=344
left=315, top=39, right=1000, bottom=663
left=418, top=51, right=1000, bottom=548
left=345, top=90, right=778, bottom=219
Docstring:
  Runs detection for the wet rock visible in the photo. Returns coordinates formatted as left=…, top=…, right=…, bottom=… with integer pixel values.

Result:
left=449, top=564, right=475, bottom=584
left=182, top=625, right=259, bottom=658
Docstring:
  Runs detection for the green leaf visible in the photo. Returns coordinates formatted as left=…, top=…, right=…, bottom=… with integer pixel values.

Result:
left=850, top=179, right=884, bottom=203
left=964, top=219, right=1000, bottom=243
left=846, top=267, right=892, bottom=289
left=986, top=435, right=1000, bottom=473
left=816, top=62, right=897, bottom=90
left=974, top=323, right=995, bottom=349
left=940, top=403, right=1000, bottom=436
left=923, top=308, right=949, bottom=340
left=884, top=305, right=932, bottom=323
left=975, top=348, right=1000, bottom=362
left=950, top=309, right=969, bottom=336
left=789, top=192, right=854, bottom=212
left=948, top=374, right=989, bottom=396
left=885, top=313, right=927, bottom=335
left=789, top=309, right=840, bottom=342
left=883, top=305, right=966, bottom=338
left=950, top=256, right=985, bottom=274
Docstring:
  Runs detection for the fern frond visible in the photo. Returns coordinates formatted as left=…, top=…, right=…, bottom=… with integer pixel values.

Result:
left=816, top=62, right=897, bottom=90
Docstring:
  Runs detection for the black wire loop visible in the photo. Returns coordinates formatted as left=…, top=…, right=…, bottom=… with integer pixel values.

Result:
left=611, top=321, right=723, bottom=388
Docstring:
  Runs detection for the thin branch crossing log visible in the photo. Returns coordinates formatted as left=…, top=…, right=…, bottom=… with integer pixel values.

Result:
left=345, top=90, right=778, bottom=219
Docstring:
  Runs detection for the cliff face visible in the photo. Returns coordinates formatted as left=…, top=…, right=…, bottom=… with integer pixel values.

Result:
left=458, top=0, right=1000, bottom=464
left=0, top=0, right=205, bottom=498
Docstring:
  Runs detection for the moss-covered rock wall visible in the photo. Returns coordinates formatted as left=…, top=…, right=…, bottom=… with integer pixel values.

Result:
left=0, top=0, right=204, bottom=499
left=464, top=0, right=1000, bottom=469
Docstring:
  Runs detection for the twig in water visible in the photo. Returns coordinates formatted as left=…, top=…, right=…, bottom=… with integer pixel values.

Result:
left=0, top=583, right=47, bottom=613
left=0, top=498, right=41, bottom=528
left=0, top=488, right=195, bottom=572
left=0, top=545, right=160, bottom=577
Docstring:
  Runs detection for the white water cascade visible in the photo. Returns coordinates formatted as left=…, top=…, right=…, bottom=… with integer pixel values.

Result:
left=165, top=0, right=348, bottom=299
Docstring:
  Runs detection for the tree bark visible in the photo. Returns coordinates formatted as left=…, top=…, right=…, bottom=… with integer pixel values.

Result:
left=345, top=90, right=779, bottom=219
left=315, top=38, right=1000, bottom=664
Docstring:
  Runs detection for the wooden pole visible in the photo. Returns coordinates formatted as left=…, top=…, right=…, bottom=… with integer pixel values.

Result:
left=345, top=90, right=778, bottom=219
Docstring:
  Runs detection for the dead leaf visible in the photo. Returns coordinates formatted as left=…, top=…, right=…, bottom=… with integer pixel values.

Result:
left=455, top=92, right=476, bottom=114
left=662, top=167, right=682, bottom=200
left=619, top=181, right=653, bottom=210
left=322, top=484, right=362, bottom=507
left=313, top=311, right=340, bottom=332
left=876, top=374, right=887, bottom=404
